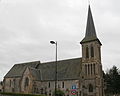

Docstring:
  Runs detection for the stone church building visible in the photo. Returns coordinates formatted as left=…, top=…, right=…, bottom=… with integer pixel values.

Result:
left=3, top=6, right=104, bottom=96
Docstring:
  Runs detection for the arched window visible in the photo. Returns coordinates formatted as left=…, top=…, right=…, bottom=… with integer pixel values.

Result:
left=88, top=84, right=93, bottom=92
left=86, top=47, right=89, bottom=58
left=91, top=45, right=94, bottom=57
left=24, top=77, right=29, bottom=88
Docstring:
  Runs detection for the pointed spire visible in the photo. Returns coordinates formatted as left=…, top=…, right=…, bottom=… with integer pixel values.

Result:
left=85, top=5, right=97, bottom=38
left=80, top=5, right=101, bottom=44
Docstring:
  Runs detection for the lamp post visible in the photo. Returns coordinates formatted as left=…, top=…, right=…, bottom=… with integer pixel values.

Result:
left=50, top=41, right=57, bottom=96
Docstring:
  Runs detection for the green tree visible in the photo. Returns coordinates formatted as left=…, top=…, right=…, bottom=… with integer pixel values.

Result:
left=53, top=90, right=65, bottom=96
left=104, top=66, right=120, bottom=96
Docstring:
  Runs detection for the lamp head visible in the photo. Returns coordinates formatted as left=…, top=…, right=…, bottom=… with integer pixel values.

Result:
left=50, top=41, right=56, bottom=44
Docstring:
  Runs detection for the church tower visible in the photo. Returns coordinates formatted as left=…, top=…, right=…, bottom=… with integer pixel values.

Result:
left=80, top=5, right=104, bottom=96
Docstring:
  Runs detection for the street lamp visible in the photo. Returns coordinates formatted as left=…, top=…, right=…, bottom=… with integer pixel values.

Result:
left=50, top=40, right=57, bottom=96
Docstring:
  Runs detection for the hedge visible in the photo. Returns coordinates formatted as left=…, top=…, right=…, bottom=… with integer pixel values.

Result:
left=0, top=92, right=45, bottom=96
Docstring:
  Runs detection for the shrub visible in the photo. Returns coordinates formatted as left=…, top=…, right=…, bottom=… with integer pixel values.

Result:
left=53, top=90, right=65, bottom=96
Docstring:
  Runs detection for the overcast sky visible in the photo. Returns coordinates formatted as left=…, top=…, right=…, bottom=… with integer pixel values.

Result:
left=0, top=0, right=120, bottom=81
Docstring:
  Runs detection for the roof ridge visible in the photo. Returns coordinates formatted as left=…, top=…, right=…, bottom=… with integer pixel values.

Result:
left=14, top=61, right=40, bottom=65
left=41, top=57, right=81, bottom=64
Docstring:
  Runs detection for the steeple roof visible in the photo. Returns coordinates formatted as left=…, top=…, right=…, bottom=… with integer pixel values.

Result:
left=80, top=5, right=101, bottom=45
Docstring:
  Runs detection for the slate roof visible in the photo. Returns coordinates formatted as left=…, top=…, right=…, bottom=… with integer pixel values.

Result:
left=28, top=67, right=41, bottom=81
left=4, top=61, right=40, bottom=78
left=4, top=58, right=82, bottom=81
left=80, top=5, right=101, bottom=45
left=37, top=58, right=82, bottom=81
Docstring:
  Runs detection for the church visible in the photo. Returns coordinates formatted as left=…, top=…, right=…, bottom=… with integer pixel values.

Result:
left=3, top=5, right=104, bottom=96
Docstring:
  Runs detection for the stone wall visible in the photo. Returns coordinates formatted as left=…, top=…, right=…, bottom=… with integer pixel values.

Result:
left=3, top=77, right=21, bottom=93
left=34, top=79, right=80, bottom=96
left=0, top=83, right=2, bottom=92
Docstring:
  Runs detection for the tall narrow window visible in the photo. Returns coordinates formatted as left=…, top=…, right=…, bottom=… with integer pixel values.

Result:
left=88, top=84, right=93, bottom=92
left=86, top=47, right=89, bottom=58
left=62, top=82, right=64, bottom=88
left=88, top=64, right=90, bottom=75
left=98, top=47, right=101, bottom=59
left=85, top=65, right=87, bottom=75
left=24, top=77, right=29, bottom=88
left=10, top=80, right=11, bottom=87
left=48, top=82, right=50, bottom=88
left=91, top=64, right=92, bottom=75
left=93, top=64, right=96, bottom=74
left=91, top=46, right=94, bottom=57
left=13, top=79, right=15, bottom=88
